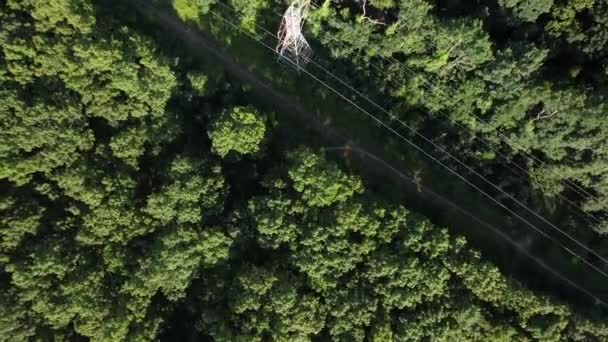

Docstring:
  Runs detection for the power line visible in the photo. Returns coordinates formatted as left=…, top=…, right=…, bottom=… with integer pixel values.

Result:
left=266, top=1, right=604, bottom=228
left=385, top=53, right=605, bottom=207
left=307, top=1, right=605, bottom=220
left=149, top=0, right=608, bottom=304
left=207, top=3, right=608, bottom=304
left=207, top=2, right=608, bottom=283
left=212, top=0, right=608, bottom=272
left=369, top=59, right=604, bottom=227
left=322, top=144, right=608, bottom=306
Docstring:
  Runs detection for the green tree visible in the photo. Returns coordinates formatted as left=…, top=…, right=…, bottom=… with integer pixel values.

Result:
left=3, top=1, right=608, bottom=341
left=172, top=0, right=215, bottom=22
left=287, top=148, right=363, bottom=207
left=499, top=0, right=554, bottom=22
left=144, top=155, right=226, bottom=226
left=0, top=0, right=175, bottom=184
left=209, top=106, right=266, bottom=158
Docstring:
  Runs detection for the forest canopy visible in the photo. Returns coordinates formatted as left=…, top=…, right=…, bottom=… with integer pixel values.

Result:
left=305, top=0, right=608, bottom=235
left=1, top=0, right=608, bottom=341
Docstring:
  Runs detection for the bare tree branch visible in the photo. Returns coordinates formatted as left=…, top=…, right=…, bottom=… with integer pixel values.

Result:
left=532, top=108, right=559, bottom=121
left=361, top=0, right=386, bottom=25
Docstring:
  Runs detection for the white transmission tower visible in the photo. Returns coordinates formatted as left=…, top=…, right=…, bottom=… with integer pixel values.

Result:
left=276, top=0, right=312, bottom=71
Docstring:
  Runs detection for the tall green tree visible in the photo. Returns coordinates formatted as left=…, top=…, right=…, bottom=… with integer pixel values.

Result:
left=208, top=106, right=267, bottom=158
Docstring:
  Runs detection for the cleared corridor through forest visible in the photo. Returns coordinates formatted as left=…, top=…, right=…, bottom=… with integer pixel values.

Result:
left=134, top=0, right=608, bottom=308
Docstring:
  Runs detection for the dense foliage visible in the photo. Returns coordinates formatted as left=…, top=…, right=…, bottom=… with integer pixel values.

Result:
left=1, top=0, right=608, bottom=341
left=303, top=0, right=608, bottom=238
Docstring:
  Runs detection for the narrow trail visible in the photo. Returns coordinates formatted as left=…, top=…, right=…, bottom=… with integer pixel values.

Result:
left=133, top=0, right=608, bottom=307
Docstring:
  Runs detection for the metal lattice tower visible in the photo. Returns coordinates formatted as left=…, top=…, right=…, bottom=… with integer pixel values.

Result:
left=276, top=0, right=312, bottom=71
